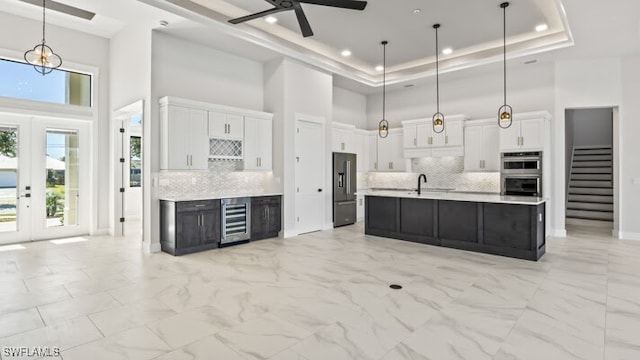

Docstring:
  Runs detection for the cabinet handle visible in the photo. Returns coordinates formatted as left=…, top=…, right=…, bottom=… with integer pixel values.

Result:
left=374, top=162, right=377, bottom=170
left=479, top=160, right=482, bottom=169
left=267, top=207, right=270, bottom=218
left=229, top=124, right=231, bottom=134
left=521, top=137, right=524, bottom=146
left=186, top=155, right=189, bottom=166
left=341, top=143, right=345, bottom=150
left=445, top=135, right=449, bottom=144
left=413, top=138, right=417, bottom=146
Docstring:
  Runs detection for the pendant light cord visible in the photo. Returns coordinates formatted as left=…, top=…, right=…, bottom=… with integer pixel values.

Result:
left=435, top=26, right=440, bottom=114
left=503, top=3, right=507, bottom=106
left=382, top=41, right=386, bottom=120
left=42, top=0, right=46, bottom=44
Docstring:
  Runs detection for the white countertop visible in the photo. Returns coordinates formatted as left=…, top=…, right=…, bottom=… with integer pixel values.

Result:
left=159, top=192, right=283, bottom=202
left=360, top=190, right=545, bottom=205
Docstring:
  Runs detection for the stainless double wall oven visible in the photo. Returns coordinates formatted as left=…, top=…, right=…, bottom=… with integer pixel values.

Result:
left=501, top=151, right=542, bottom=197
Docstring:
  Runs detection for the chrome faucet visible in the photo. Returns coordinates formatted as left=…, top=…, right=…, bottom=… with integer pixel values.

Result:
left=417, top=174, right=427, bottom=195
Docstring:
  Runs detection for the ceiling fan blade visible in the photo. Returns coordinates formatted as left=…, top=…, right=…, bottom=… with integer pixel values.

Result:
left=297, top=0, right=367, bottom=11
left=228, top=7, right=287, bottom=24
left=293, top=2, right=314, bottom=37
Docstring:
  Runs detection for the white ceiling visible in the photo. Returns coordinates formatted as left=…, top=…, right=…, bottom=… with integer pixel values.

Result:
left=2, top=0, right=639, bottom=94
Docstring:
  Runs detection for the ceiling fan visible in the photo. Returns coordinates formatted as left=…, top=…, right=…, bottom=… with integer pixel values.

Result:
left=228, top=0, right=368, bottom=38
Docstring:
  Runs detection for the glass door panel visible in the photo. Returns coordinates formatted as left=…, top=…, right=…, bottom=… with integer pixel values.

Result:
left=46, top=130, right=79, bottom=228
left=0, top=126, right=18, bottom=233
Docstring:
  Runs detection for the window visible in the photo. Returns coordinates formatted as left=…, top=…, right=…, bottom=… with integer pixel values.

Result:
left=130, top=136, right=141, bottom=187
left=0, top=58, right=91, bottom=107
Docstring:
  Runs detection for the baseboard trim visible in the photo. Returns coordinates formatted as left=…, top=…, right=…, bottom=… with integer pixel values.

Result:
left=283, top=229, right=298, bottom=238
left=148, top=242, right=161, bottom=253
left=552, top=228, right=567, bottom=237
left=618, top=231, right=640, bottom=241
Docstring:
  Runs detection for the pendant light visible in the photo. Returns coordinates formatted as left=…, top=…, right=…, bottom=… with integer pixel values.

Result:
left=24, top=0, right=62, bottom=76
left=432, top=24, right=444, bottom=134
left=378, top=40, right=389, bottom=138
left=498, top=2, right=512, bottom=128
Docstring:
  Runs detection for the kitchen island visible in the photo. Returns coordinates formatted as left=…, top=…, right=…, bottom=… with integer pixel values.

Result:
left=364, top=191, right=546, bottom=261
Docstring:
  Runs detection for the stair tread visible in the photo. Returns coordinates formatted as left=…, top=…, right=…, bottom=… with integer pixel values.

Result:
left=569, top=188, right=614, bottom=195
left=567, top=195, right=613, bottom=203
left=567, top=202, right=614, bottom=211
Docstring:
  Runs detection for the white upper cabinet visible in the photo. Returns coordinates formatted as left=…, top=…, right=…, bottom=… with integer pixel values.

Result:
left=208, top=112, right=244, bottom=140
left=402, top=115, right=468, bottom=158
left=332, top=122, right=356, bottom=153
left=464, top=119, right=500, bottom=172
left=499, top=112, right=550, bottom=152
left=159, top=96, right=273, bottom=170
left=377, top=130, right=408, bottom=172
left=160, top=105, right=209, bottom=170
left=244, top=116, right=272, bottom=171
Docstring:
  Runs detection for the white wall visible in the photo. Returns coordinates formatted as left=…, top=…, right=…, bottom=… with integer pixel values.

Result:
left=620, top=56, right=640, bottom=239
left=366, top=62, right=555, bottom=127
left=333, top=86, right=366, bottom=128
left=0, top=11, right=111, bottom=235
left=151, top=32, right=264, bottom=111
left=265, top=58, right=333, bottom=236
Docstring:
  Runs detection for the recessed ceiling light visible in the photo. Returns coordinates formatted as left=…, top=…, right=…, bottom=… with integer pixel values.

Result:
left=341, top=49, right=352, bottom=57
left=442, top=47, right=453, bottom=55
left=265, top=16, right=278, bottom=24
left=159, top=20, right=169, bottom=27
left=375, top=65, right=384, bottom=71
left=413, top=9, right=421, bottom=14
left=535, top=23, right=548, bottom=32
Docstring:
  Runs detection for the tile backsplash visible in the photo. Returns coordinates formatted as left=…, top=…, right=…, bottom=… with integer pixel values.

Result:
left=159, top=161, right=279, bottom=199
left=361, top=157, right=500, bottom=193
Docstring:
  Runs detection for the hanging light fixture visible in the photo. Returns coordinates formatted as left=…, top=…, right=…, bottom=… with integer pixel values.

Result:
left=498, top=2, right=512, bottom=128
left=378, top=40, right=390, bottom=138
left=24, top=0, right=62, bottom=76
left=432, top=24, right=444, bottom=134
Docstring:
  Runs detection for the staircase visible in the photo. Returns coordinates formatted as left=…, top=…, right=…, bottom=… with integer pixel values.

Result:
left=566, top=146, right=613, bottom=223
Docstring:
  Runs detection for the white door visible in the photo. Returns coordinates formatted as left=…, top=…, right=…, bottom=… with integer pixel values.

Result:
left=295, top=120, right=324, bottom=234
left=0, top=116, right=90, bottom=244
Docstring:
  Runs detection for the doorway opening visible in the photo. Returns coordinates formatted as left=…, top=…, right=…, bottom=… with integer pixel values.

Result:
left=564, top=108, right=614, bottom=235
left=113, top=101, right=143, bottom=238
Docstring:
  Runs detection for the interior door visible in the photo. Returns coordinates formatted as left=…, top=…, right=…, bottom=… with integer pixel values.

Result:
left=295, top=120, right=324, bottom=234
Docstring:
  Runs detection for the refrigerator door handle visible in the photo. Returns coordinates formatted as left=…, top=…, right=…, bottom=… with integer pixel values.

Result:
left=346, top=160, right=351, bottom=196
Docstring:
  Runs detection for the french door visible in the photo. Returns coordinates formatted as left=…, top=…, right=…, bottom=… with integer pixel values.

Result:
left=0, top=115, right=90, bottom=244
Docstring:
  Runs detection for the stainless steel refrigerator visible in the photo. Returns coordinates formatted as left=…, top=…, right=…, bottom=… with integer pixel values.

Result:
left=333, top=152, right=357, bottom=227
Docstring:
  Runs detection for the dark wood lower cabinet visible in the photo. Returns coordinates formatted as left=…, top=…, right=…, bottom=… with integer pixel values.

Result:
left=161, top=200, right=221, bottom=256
left=399, top=198, right=437, bottom=245
left=251, top=196, right=282, bottom=240
left=365, top=196, right=545, bottom=261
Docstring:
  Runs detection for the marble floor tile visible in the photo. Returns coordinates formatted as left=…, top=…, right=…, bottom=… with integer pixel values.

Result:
left=0, top=223, right=639, bottom=360
left=495, top=308, right=604, bottom=360
left=0, top=308, right=44, bottom=338
left=152, top=335, right=246, bottom=360
left=88, top=298, right=177, bottom=336
left=290, top=322, right=389, bottom=360
left=37, top=292, right=121, bottom=325
left=60, top=326, right=171, bottom=360
left=0, top=316, right=103, bottom=359
left=215, top=313, right=309, bottom=360
left=147, top=305, right=241, bottom=349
